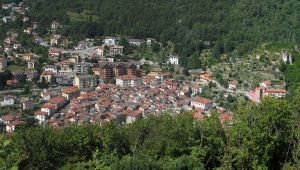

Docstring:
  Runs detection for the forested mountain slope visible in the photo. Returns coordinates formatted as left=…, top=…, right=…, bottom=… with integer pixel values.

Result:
left=24, top=0, right=300, bottom=56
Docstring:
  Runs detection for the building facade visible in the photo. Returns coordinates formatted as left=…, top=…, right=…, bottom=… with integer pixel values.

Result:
left=74, top=75, right=97, bottom=89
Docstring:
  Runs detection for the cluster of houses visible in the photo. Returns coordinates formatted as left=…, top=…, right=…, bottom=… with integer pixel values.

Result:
left=2, top=32, right=22, bottom=53
left=0, top=97, right=33, bottom=133
left=0, top=68, right=234, bottom=132
left=30, top=73, right=232, bottom=127
left=1, top=2, right=28, bottom=23
left=248, top=80, right=287, bottom=103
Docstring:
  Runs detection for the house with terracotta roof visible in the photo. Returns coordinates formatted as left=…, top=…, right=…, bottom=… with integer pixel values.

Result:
left=49, top=48, right=62, bottom=58
left=41, top=103, right=57, bottom=115
left=259, top=80, right=272, bottom=88
left=193, top=109, right=205, bottom=121
left=6, top=79, right=19, bottom=86
left=248, top=87, right=287, bottom=103
left=199, top=72, right=213, bottom=83
left=2, top=114, right=18, bottom=125
left=191, top=97, right=213, bottom=110
left=34, top=111, right=48, bottom=123
left=6, top=120, right=25, bottom=132
left=124, top=110, right=143, bottom=124
left=116, top=74, right=141, bottom=87
left=48, top=96, right=67, bottom=109
left=264, top=89, right=287, bottom=98
left=40, top=71, right=54, bottom=82
left=62, top=86, right=80, bottom=100
left=219, top=112, right=233, bottom=124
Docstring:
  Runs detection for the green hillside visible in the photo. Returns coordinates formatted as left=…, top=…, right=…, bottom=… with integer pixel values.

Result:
left=25, top=0, right=300, bottom=57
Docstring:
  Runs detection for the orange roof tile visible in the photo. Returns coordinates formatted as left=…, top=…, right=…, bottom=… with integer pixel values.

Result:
left=118, top=74, right=140, bottom=81
left=265, top=89, right=287, bottom=93
left=42, top=103, right=56, bottom=109
left=48, top=96, right=66, bottom=105
left=62, top=86, right=79, bottom=94
left=192, top=97, right=213, bottom=104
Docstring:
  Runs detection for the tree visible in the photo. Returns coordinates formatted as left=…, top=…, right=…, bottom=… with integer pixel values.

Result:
left=224, top=98, right=297, bottom=169
left=23, top=85, right=30, bottom=94
left=151, top=42, right=160, bottom=53
left=212, top=42, right=223, bottom=59
left=50, top=76, right=56, bottom=85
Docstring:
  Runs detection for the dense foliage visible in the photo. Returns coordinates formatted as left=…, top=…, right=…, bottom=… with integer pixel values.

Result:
left=24, top=0, right=300, bottom=57
left=1, top=97, right=300, bottom=169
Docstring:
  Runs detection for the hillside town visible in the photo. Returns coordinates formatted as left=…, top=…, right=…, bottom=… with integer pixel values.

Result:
left=0, top=1, right=289, bottom=133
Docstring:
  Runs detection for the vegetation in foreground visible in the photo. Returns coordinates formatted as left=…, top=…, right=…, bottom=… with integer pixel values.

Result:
left=1, top=94, right=300, bottom=169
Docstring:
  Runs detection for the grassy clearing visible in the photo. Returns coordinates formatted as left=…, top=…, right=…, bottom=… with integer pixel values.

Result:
left=67, top=10, right=100, bottom=23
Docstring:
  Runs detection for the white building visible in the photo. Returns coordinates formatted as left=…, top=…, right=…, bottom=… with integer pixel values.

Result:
left=1, top=96, right=15, bottom=106
left=6, top=121, right=25, bottom=132
left=51, top=21, right=61, bottom=30
left=167, top=55, right=179, bottom=65
left=44, top=65, right=58, bottom=74
left=50, top=34, right=61, bottom=46
left=259, top=80, right=272, bottom=88
left=41, top=103, right=56, bottom=115
left=103, top=36, right=120, bottom=46
left=109, top=45, right=124, bottom=56
left=128, top=39, right=143, bottom=46
left=282, top=51, right=293, bottom=64
left=27, top=60, right=37, bottom=69
left=41, top=89, right=51, bottom=101
left=125, top=110, right=142, bottom=124
left=264, top=89, right=287, bottom=98
left=116, top=75, right=142, bottom=87
left=191, top=97, right=213, bottom=110
left=34, top=111, right=48, bottom=123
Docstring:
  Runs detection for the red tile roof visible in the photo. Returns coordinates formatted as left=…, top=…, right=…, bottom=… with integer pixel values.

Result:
left=127, top=110, right=143, bottom=117
left=193, top=111, right=205, bottom=120
left=41, top=71, right=55, bottom=75
left=48, top=96, right=67, bottom=105
left=2, top=114, right=17, bottom=121
left=118, top=74, right=140, bottom=81
left=34, top=111, right=48, bottom=115
left=42, top=103, right=56, bottom=109
left=264, top=89, right=287, bottom=93
left=6, top=80, right=19, bottom=85
left=8, top=120, right=25, bottom=127
left=62, top=86, right=79, bottom=94
left=219, top=113, right=233, bottom=124
left=192, top=97, right=213, bottom=104
left=262, top=80, right=272, bottom=85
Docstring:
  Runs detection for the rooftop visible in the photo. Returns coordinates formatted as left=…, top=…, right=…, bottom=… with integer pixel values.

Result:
left=192, top=97, right=213, bottom=104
